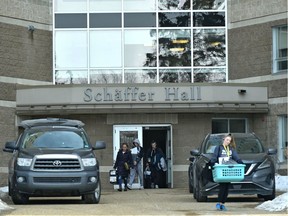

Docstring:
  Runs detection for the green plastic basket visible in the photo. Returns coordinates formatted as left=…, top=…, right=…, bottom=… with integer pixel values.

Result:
left=212, top=164, right=246, bottom=183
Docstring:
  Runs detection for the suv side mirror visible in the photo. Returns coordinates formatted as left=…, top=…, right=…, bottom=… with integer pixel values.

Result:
left=267, top=148, right=277, bottom=155
left=190, top=149, right=201, bottom=156
left=3, top=141, right=18, bottom=153
left=93, top=141, right=106, bottom=150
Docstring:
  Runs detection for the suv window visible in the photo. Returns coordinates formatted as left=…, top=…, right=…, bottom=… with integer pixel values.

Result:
left=22, top=130, right=90, bottom=149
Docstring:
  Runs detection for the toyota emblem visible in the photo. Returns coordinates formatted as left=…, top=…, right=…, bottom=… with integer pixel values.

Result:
left=53, top=160, right=62, bottom=167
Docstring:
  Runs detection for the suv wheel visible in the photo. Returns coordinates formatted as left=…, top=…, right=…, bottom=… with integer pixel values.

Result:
left=259, top=181, right=275, bottom=201
left=82, top=179, right=101, bottom=204
left=195, top=179, right=207, bottom=202
left=189, top=179, right=193, bottom=193
left=10, top=182, right=29, bottom=204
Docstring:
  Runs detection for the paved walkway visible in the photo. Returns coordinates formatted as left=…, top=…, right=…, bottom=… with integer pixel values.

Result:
left=2, top=188, right=286, bottom=215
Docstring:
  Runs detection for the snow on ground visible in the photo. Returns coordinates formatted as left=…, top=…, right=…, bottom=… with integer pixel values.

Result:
left=0, top=186, right=13, bottom=213
left=255, top=175, right=288, bottom=212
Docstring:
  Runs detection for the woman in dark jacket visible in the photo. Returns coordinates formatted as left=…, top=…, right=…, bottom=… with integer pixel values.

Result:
left=113, top=143, right=133, bottom=191
left=210, top=134, right=243, bottom=211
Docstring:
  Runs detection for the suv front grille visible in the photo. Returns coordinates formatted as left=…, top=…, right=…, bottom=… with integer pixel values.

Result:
left=33, top=158, right=81, bottom=171
left=34, top=177, right=81, bottom=183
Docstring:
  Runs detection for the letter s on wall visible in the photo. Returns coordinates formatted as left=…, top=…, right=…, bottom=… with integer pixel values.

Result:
left=83, top=88, right=93, bottom=102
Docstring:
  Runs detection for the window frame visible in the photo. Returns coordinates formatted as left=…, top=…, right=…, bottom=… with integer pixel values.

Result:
left=272, top=25, right=288, bottom=74
left=211, top=118, right=248, bottom=134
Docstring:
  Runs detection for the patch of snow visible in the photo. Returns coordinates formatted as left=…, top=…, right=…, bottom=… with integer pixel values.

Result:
left=0, top=186, right=13, bottom=213
left=255, top=175, right=288, bottom=212
left=275, top=175, right=288, bottom=192
left=255, top=192, right=288, bottom=212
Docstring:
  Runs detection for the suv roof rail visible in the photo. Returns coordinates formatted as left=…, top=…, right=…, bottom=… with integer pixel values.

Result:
left=19, top=118, right=85, bottom=129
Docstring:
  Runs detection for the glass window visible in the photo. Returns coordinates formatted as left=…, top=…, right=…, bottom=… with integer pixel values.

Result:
left=159, top=12, right=190, bottom=27
left=124, top=30, right=157, bottom=67
left=212, top=118, right=247, bottom=134
left=90, top=69, right=122, bottom=84
left=230, top=119, right=246, bottom=133
left=212, top=119, right=228, bottom=133
left=273, top=26, right=288, bottom=73
left=55, top=70, right=88, bottom=84
left=124, top=0, right=156, bottom=11
left=193, top=29, right=225, bottom=66
left=90, top=0, right=121, bottom=11
left=54, top=0, right=87, bottom=12
left=55, top=14, right=87, bottom=28
left=193, top=0, right=225, bottom=10
left=193, top=12, right=225, bottom=27
left=159, top=0, right=191, bottom=10
left=90, top=13, right=121, bottom=28
left=124, top=69, right=157, bottom=83
left=124, top=13, right=156, bottom=27
left=193, top=68, right=226, bottom=82
left=159, top=69, right=191, bottom=83
left=278, top=115, right=288, bottom=162
left=90, top=30, right=122, bottom=68
left=55, top=31, right=87, bottom=68
left=159, top=29, right=191, bottom=67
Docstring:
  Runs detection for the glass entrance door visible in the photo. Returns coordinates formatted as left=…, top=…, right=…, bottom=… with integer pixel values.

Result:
left=113, top=125, right=143, bottom=188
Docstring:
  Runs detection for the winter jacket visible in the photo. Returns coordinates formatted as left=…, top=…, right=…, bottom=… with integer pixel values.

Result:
left=113, top=150, right=133, bottom=177
left=210, top=145, right=243, bottom=165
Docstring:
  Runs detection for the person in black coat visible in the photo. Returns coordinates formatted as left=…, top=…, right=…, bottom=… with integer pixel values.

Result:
left=210, top=134, right=243, bottom=211
left=146, top=141, right=165, bottom=188
left=113, top=143, right=133, bottom=191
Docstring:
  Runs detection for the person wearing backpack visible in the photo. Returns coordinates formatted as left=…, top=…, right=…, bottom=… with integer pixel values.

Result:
left=146, top=141, right=166, bottom=188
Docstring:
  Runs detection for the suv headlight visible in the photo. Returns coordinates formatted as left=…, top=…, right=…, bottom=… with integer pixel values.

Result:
left=258, top=159, right=272, bottom=169
left=82, top=158, right=97, bottom=167
left=17, top=158, right=32, bottom=167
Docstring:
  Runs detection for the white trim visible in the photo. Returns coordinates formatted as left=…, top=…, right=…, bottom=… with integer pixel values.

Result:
left=229, top=12, right=287, bottom=29
left=229, top=73, right=287, bottom=83
left=0, top=76, right=52, bottom=85
left=0, top=16, right=52, bottom=31
left=0, top=100, right=16, bottom=108
left=269, top=97, right=288, bottom=105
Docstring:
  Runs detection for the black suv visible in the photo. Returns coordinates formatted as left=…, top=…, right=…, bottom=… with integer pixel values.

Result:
left=188, top=133, right=277, bottom=202
left=3, top=118, right=106, bottom=204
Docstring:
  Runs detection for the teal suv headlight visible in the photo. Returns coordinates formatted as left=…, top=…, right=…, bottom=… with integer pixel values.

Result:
left=258, top=159, right=272, bottom=169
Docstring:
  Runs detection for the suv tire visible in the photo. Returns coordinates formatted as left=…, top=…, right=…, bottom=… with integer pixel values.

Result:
left=195, top=179, right=207, bottom=202
left=82, top=179, right=101, bottom=204
left=10, top=181, right=29, bottom=204
left=259, top=181, right=275, bottom=201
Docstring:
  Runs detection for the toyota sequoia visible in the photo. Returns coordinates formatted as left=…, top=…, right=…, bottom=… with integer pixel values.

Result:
left=3, top=118, right=106, bottom=204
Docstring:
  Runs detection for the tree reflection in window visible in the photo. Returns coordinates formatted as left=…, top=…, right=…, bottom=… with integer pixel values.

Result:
left=193, top=0, right=225, bottom=10
left=193, top=68, right=226, bottom=82
left=159, top=29, right=191, bottom=67
left=125, top=69, right=157, bottom=83
left=193, top=12, right=225, bottom=27
left=55, top=70, right=88, bottom=84
left=193, top=29, right=225, bottom=66
left=90, top=70, right=122, bottom=84
left=159, top=12, right=190, bottom=27
left=159, top=0, right=190, bottom=10
left=159, top=69, right=191, bottom=83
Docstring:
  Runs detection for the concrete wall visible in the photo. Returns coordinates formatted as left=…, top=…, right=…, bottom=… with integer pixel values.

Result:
left=0, top=0, right=52, bottom=186
left=0, top=0, right=52, bottom=25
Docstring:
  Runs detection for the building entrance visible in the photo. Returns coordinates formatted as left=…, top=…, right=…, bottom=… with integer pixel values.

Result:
left=113, top=125, right=173, bottom=189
